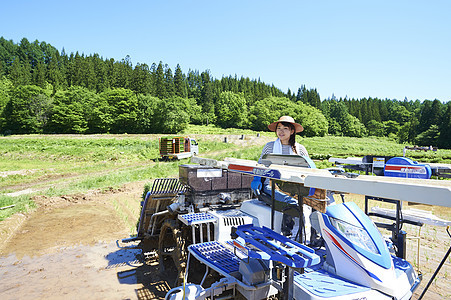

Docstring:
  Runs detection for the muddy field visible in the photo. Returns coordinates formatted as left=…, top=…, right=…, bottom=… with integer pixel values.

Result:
left=0, top=134, right=450, bottom=300
left=0, top=181, right=175, bottom=300
left=1, top=182, right=450, bottom=299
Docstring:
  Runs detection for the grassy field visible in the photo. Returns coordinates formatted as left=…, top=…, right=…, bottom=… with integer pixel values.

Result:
left=1, top=127, right=451, bottom=221
left=1, top=128, right=450, bottom=299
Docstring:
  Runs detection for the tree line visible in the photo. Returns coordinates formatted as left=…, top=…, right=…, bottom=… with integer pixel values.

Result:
left=0, top=37, right=450, bottom=148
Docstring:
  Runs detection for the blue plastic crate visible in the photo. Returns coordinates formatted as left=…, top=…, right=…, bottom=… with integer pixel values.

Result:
left=190, top=241, right=240, bottom=274
left=179, top=212, right=216, bottom=225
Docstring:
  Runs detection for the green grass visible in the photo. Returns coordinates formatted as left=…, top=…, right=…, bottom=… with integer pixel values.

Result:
left=0, top=194, right=36, bottom=221
left=195, top=138, right=237, bottom=154
left=0, top=135, right=160, bottom=163
left=1, top=129, right=450, bottom=221
left=181, top=124, right=270, bottom=136
left=302, top=136, right=451, bottom=163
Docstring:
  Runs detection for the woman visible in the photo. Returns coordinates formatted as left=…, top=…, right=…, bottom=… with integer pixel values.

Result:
left=252, top=116, right=310, bottom=196
left=251, top=115, right=313, bottom=242
left=258, top=115, right=308, bottom=163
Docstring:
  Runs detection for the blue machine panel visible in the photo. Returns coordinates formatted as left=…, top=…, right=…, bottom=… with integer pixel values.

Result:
left=179, top=212, right=216, bottom=225
left=294, top=269, right=371, bottom=298
left=189, top=241, right=240, bottom=274
left=384, top=157, right=431, bottom=179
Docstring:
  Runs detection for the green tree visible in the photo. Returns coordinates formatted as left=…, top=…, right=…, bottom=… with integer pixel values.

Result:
left=418, top=100, right=435, bottom=133
left=296, top=85, right=308, bottom=103
left=430, top=99, right=444, bottom=125
left=323, top=100, right=347, bottom=135
left=322, top=100, right=365, bottom=137
left=101, top=88, right=138, bottom=133
left=295, top=102, right=328, bottom=137
left=398, top=122, right=412, bottom=143
left=164, top=66, right=175, bottom=98
left=391, top=105, right=411, bottom=124
left=383, top=120, right=400, bottom=136
left=438, top=103, right=451, bottom=148
left=360, top=98, right=369, bottom=124
left=216, top=91, right=248, bottom=128
left=9, top=58, right=31, bottom=86
left=0, top=77, right=13, bottom=131
left=307, top=88, right=321, bottom=109
left=174, top=64, right=187, bottom=98
left=199, top=71, right=215, bottom=120
left=407, top=116, right=420, bottom=143
left=186, top=97, right=203, bottom=125
left=415, top=125, right=440, bottom=146
left=110, top=56, right=132, bottom=89
left=33, top=61, right=47, bottom=88
left=341, top=114, right=367, bottom=137
left=155, top=61, right=166, bottom=99
left=68, top=52, right=84, bottom=87
left=248, top=96, right=328, bottom=136
left=2, top=85, right=51, bottom=133
left=154, top=96, right=190, bottom=133
left=86, top=91, right=111, bottom=133
left=47, top=53, right=64, bottom=95
left=131, top=63, right=151, bottom=95
left=83, top=55, right=97, bottom=90
left=187, top=70, right=202, bottom=99
left=47, top=86, right=94, bottom=133
left=91, top=54, right=108, bottom=92
left=136, top=94, right=159, bottom=133
left=0, top=37, right=17, bottom=75
left=366, top=120, right=385, bottom=137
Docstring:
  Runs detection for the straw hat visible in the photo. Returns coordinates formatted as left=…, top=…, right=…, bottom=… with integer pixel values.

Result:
left=268, top=116, right=304, bottom=133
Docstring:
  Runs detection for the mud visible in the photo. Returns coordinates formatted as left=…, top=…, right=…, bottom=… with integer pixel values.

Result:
left=0, top=178, right=450, bottom=299
left=0, top=182, right=177, bottom=300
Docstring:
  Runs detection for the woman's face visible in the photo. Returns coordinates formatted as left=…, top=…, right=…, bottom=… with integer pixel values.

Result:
left=276, top=123, right=294, bottom=144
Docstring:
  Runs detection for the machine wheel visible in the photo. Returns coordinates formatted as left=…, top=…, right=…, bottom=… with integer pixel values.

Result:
left=158, top=219, right=187, bottom=286
left=139, top=235, right=159, bottom=255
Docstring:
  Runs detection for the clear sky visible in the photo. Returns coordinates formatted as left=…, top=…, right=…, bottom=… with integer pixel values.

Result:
left=2, top=0, right=450, bottom=102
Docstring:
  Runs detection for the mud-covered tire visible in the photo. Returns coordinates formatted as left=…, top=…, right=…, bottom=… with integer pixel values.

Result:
left=158, top=219, right=187, bottom=286
left=139, top=235, right=159, bottom=254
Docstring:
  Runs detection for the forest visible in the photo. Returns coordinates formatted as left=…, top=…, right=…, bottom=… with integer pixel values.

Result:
left=0, top=37, right=450, bottom=148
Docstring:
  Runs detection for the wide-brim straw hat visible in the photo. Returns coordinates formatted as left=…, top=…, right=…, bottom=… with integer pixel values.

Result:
left=268, top=116, right=304, bottom=133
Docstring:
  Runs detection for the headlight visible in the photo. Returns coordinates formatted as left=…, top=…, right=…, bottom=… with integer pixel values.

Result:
left=329, top=217, right=379, bottom=255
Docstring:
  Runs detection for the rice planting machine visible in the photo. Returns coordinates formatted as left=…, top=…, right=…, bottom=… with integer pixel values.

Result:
left=118, top=154, right=451, bottom=300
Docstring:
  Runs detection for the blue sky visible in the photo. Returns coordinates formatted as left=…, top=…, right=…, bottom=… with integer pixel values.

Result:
left=2, top=0, right=450, bottom=102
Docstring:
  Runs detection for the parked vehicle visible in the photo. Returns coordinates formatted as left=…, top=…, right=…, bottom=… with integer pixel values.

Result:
left=159, top=136, right=199, bottom=160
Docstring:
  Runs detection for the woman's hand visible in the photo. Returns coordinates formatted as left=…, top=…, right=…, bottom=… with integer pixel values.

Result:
left=251, top=176, right=262, bottom=195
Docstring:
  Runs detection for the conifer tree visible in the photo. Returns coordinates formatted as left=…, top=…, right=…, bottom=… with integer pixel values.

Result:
left=47, top=54, right=63, bottom=94
left=438, top=103, right=451, bottom=148
left=155, top=61, right=166, bottom=99
left=33, top=61, right=47, bottom=88
left=164, top=66, right=175, bottom=98
left=174, top=64, right=187, bottom=98
left=131, top=63, right=151, bottom=95
left=9, top=58, right=31, bottom=86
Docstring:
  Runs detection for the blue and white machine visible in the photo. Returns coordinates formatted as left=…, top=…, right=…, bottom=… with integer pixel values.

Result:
left=165, top=156, right=451, bottom=300
left=304, top=202, right=420, bottom=299
left=384, top=157, right=432, bottom=179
